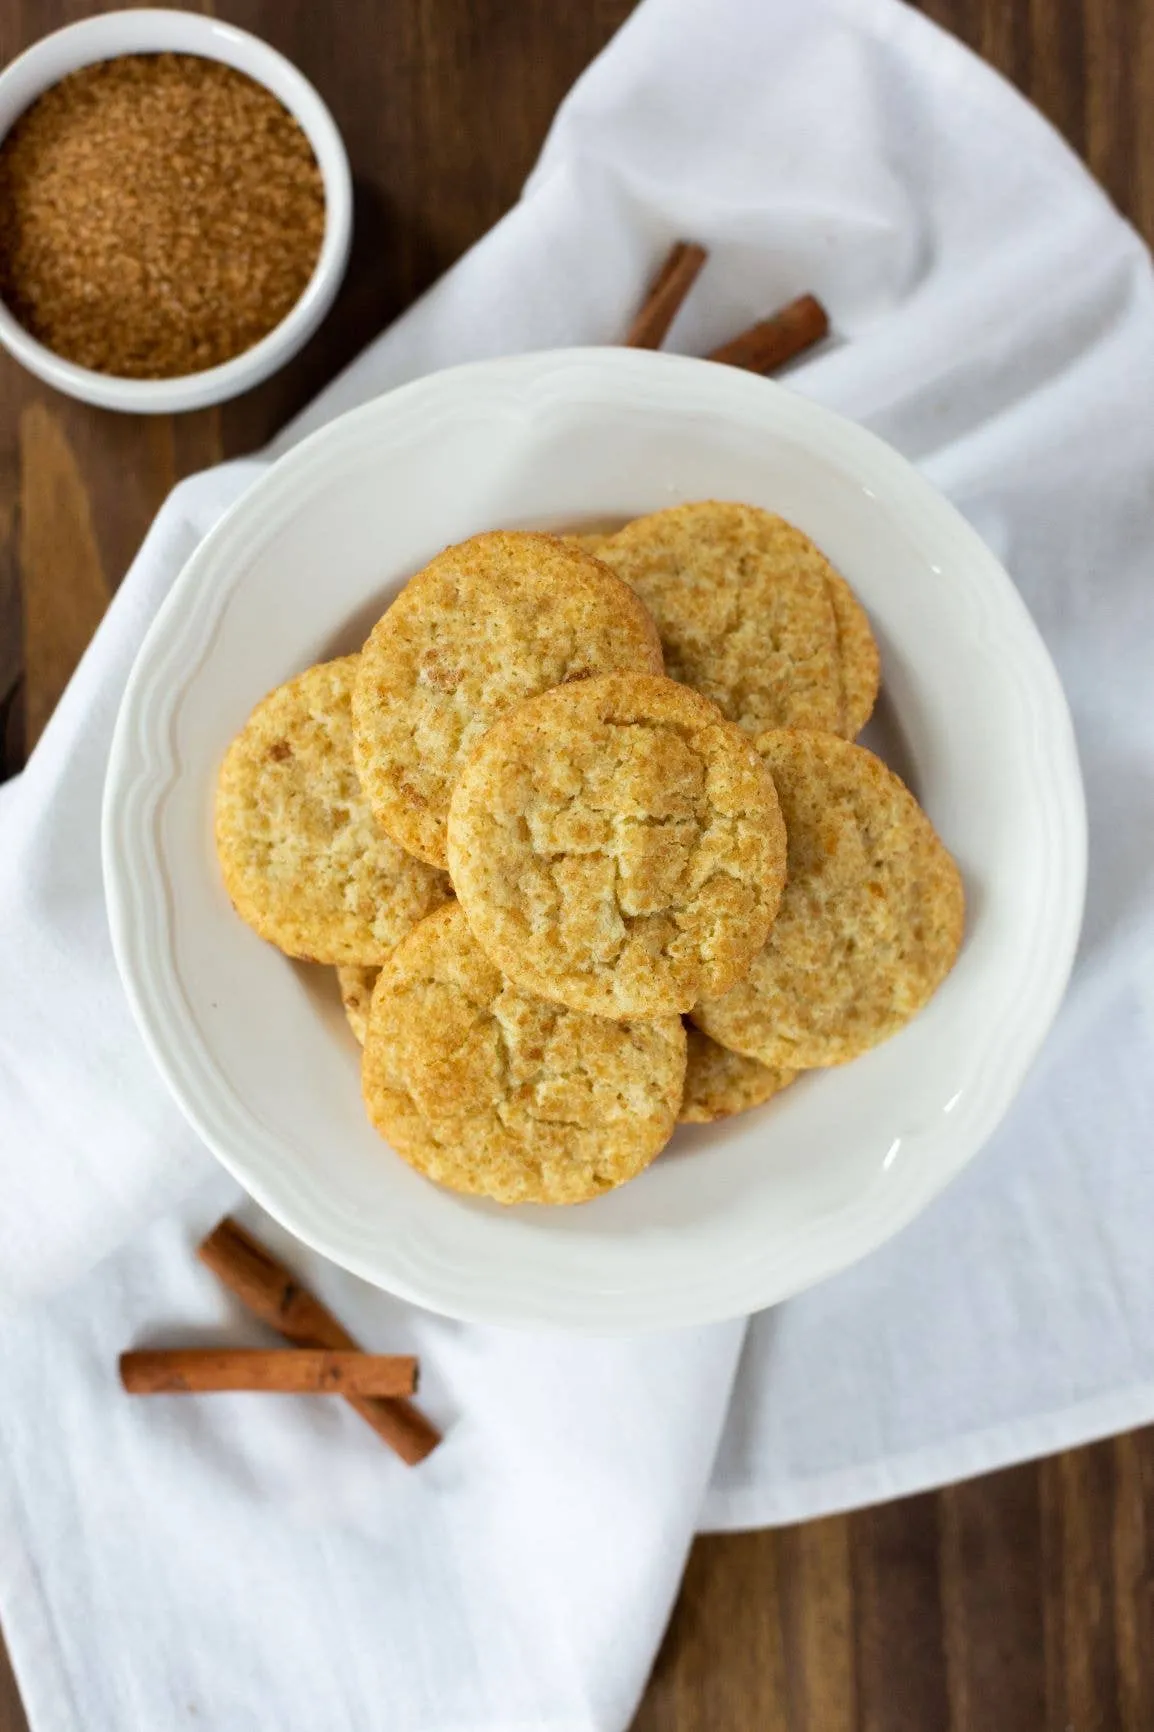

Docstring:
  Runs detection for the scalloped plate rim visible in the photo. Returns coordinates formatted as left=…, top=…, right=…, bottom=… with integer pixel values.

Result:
left=102, top=348, right=1087, bottom=1332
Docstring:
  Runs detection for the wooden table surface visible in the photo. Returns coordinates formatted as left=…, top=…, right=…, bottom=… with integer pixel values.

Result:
left=1, top=2, right=1151, bottom=1728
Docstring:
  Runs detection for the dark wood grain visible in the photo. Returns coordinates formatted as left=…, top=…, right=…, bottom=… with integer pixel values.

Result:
left=852, top=1496, right=952, bottom=1732
left=635, top=1435, right=1154, bottom=1732
left=938, top=1465, right=1046, bottom=1731
left=0, top=1637, right=24, bottom=1732
left=1, top=3, right=1152, bottom=1730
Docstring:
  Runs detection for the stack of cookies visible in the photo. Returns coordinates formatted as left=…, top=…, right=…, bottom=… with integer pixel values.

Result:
left=216, top=503, right=963, bottom=1207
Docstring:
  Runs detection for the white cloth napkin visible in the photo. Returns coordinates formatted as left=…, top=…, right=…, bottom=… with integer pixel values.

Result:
left=2, top=0, right=1154, bottom=1726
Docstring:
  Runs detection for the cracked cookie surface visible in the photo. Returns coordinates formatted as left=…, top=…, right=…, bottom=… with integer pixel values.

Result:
left=352, top=531, right=664, bottom=868
left=590, top=502, right=878, bottom=737
left=362, top=903, right=686, bottom=1203
left=589, top=501, right=842, bottom=734
left=693, top=730, right=964, bottom=1068
left=679, top=1026, right=795, bottom=1123
left=448, top=673, right=786, bottom=1019
left=215, top=657, right=452, bottom=966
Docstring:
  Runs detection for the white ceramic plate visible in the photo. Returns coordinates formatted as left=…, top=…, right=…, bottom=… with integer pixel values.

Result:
left=103, top=349, right=1086, bottom=1332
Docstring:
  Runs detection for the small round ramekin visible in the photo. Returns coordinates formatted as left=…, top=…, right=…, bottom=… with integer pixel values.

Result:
left=0, top=9, right=353, bottom=413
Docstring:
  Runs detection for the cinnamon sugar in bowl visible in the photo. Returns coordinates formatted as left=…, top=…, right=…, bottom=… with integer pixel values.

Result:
left=0, top=11, right=352, bottom=412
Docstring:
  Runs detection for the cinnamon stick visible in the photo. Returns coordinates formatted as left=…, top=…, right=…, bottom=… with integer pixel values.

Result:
left=120, top=1348, right=418, bottom=1397
left=625, top=241, right=708, bottom=348
left=707, top=293, right=829, bottom=374
left=197, top=1218, right=441, bottom=1465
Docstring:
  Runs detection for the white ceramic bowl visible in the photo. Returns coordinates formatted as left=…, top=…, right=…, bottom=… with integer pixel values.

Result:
left=0, top=9, right=352, bottom=413
left=103, top=349, right=1086, bottom=1331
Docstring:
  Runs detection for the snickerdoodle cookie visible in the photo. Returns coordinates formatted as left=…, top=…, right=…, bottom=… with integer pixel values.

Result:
left=693, top=730, right=964, bottom=1068
left=592, top=502, right=878, bottom=737
left=447, top=673, right=786, bottom=1019
left=362, top=904, right=686, bottom=1204
left=589, top=502, right=840, bottom=733
left=825, top=568, right=880, bottom=737
left=679, top=1026, right=795, bottom=1124
left=352, top=531, right=663, bottom=867
left=215, top=657, right=452, bottom=966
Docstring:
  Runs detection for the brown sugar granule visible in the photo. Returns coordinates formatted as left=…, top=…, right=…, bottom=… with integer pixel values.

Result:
left=0, top=54, right=326, bottom=378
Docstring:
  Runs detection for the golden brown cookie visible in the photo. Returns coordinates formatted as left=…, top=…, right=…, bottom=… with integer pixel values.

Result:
left=337, top=964, right=379, bottom=1044
left=693, top=731, right=964, bottom=1068
left=362, top=904, right=686, bottom=1204
left=352, top=531, right=664, bottom=868
left=581, top=507, right=879, bottom=736
left=215, top=657, right=452, bottom=966
left=678, top=1026, right=795, bottom=1123
left=826, top=568, right=880, bottom=737
left=447, top=673, right=786, bottom=1019
left=590, top=501, right=844, bottom=735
